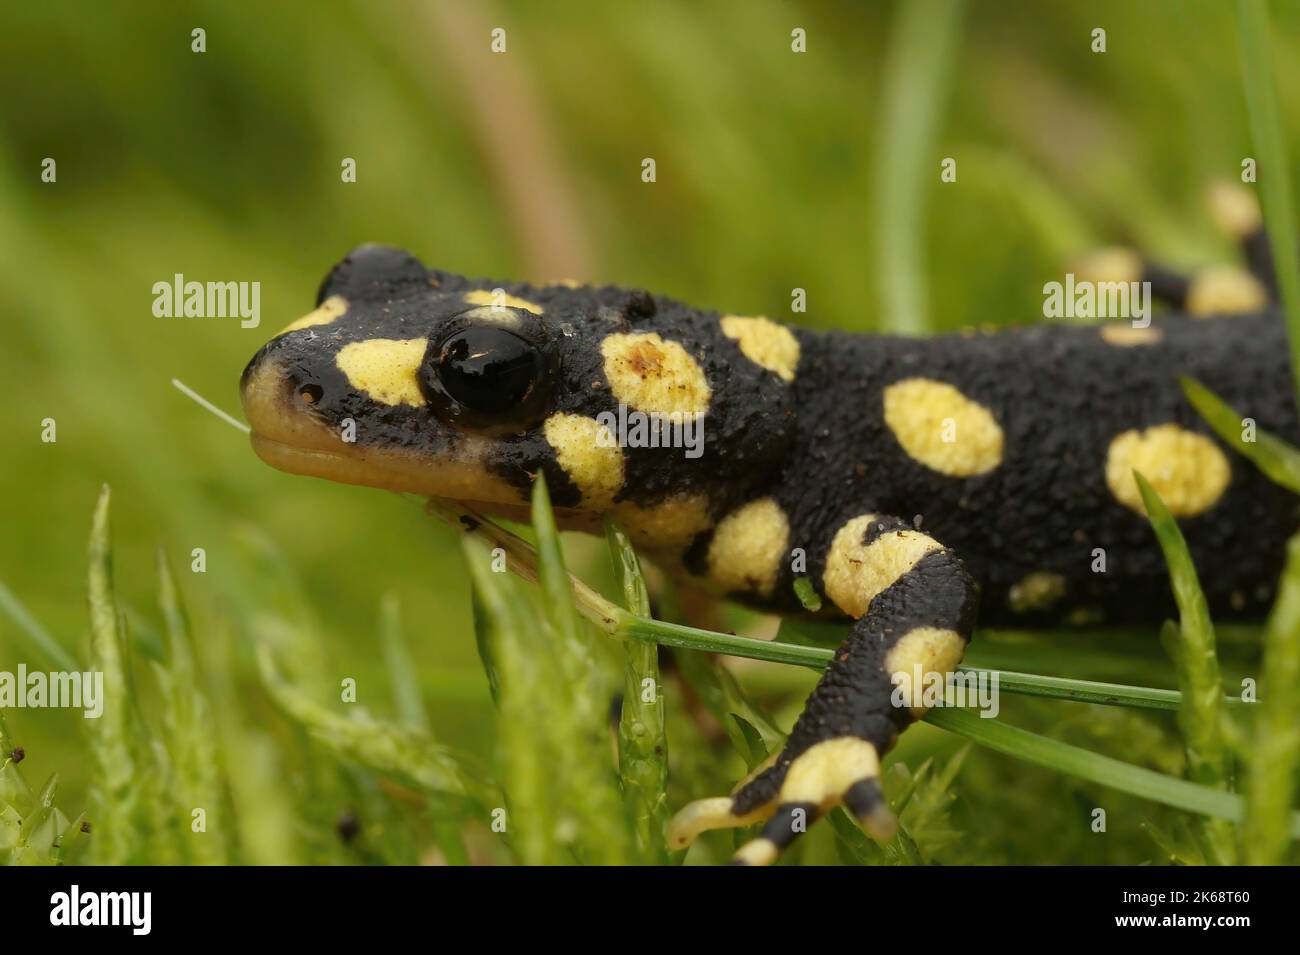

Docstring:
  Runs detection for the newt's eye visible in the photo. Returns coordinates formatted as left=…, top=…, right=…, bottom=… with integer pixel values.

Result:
left=420, top=315, right=555, bottom=433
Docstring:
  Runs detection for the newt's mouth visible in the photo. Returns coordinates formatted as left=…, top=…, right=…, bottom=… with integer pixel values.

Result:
left=239, top=352, right=523, bottom=503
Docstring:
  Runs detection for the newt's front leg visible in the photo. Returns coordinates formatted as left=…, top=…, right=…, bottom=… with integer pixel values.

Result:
left=667, top=514, right=979, bottom=865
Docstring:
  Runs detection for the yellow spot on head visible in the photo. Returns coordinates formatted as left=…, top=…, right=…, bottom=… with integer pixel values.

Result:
left=601, top=332, right=711, bottom=415
left=823, top=516, right=941, bottom=618
left=613, top=494, right=713, bottom=551
left=1186, top=266, right=1268, bottom=316
left=462, top=289, right=544, bottom=315
left=706, top=498, right=788, bottom=598
left=1007, top=572, right=1067, bottom=614
left=543, top=413, right=624, bottom=509
left=278, top=295, right=347, bottom=336
left=1072, top=247, right=1142, bottom=286
left=1105, top=424, right=1231, bottom=517
left=1100, top=324, right=1163, bottom=347
left=335, top=338, right=427, bottom=406
left=883, top=378, right=1004, bottom=477
left=720, top=315, right=800, bottom=382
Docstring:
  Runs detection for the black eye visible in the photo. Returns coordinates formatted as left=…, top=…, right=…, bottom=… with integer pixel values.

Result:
left=420, top=319, right=555, bottom=432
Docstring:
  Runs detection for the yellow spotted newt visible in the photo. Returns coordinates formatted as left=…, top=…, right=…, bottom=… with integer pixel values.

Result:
left=240, top=185, right=1297, bottom=864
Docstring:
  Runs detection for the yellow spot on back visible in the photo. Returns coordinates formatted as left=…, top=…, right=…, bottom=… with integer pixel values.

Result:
left=1105, top=424, right=1231, bottom=517
left=779, top=737, right=882, bottom=806
left=614, top=494, right=713, bottom=551
left=706, top=498, right=788, bottom=598
left=1186, top=266, right=1268, bottom=316
left=1207, top=180, right=1262, bottom=239
left=823, top=515, right=941, bottom=619
left=1072, top=247, right=1142, bottom=286
left=278, top=295, right=347, bottom=335
left=1007, top=572, right=1067, bottom=614
left=883, top=378, right=1004, bottom=477
left=335, top=338, right=427, bottom=406
left=720, top=315, right=800, bottom=382
left=543, top=413, right=624, bottom=509
left=885, top=627, right=967, bottom=716
left=1100, top=324, right=1163, bottom=347
left=601, top=332, right=711, bottom=415
left=463, top=289, right=544, bottom=315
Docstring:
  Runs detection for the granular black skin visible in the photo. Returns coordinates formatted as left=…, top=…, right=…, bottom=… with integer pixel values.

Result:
left=765, top=313, right=1300, bottom=626
left=731, top=547, right=978, bottom=815
left=245, top=245, right=1300, bottom=827
left=842, top=777, right=887, bottom=819
left=753, top=802, right=821, bottom=855
left=247, top=245, right=796, bottom=517
left=246, top=245, right=1300, bottom=628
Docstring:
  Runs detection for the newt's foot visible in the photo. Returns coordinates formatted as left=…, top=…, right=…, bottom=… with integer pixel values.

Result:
left=667, top=737, right=895, bottom=866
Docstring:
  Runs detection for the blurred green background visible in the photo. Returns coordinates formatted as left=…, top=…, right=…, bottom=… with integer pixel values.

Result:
left=2, top=0, right=1297, bottom=864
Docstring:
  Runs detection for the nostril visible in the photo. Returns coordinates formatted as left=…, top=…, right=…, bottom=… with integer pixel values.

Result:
left=298, top=383, right=324, bottom=404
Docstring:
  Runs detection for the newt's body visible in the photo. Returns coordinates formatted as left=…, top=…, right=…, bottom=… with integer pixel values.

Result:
left=241, top=217, right=1298, bottom=864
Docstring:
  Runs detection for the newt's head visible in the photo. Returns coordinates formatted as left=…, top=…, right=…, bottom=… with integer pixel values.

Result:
left=240, top=245, right=795, bottom=543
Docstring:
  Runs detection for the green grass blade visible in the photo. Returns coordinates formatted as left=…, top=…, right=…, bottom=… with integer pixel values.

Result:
left=1136, top=473, right=1235, bottom=863
left=428, top=498, right=624, bottom=633
left=439, top=506, right=1222, bottom=710
left=1135, top=476, right=1231, bottom=779
left=55, top=812, right=91, bottom=864
left=873, top=0, right=966, bottom=334
left=673, top=648, right=787, bottom=760
left=0, top=579, right=79, bottom=672
left=143, top=732, right=183, bottom=865
left=1181, top=377, right=1300, bottom=494
left=85, top=485, right=142, bottom=865
left=1236, top=0, right=1300, bottom=399
left=440, top=499, right=1285, bottom=854
left=619, top=615, right=831, bottom=668
left=528, top=476, right=630, bottom=864
left=606, top=520, right=668, bottom=864
left=1242, top=533, right=1300, bottom=863
left=200, top=611, right=300, bottom=866
left=622, top=613, right=1202, bottom=711
left=257, top=644, right=485, bottom=801
left=231, top=526, right=331, bottom=693
left=14, top=772, right=58, bottom=864
left=988, top=668, right=1179, bottom=711
left=925, top=707, right=1300, bottom=835
left=0, top=712, right=33, bottom=808
left=379, top=594, right=431, bottom=734
left=531, top=474, right=585, bottom=662
left=464, top=535, right=560, bottom=864
left=156, top=548, right=227, bottom=865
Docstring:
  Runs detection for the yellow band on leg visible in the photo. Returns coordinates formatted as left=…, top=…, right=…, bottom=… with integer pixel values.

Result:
left=732, top=838, right=780, bottom=866
left=778, top=737, right=882, bottom=806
